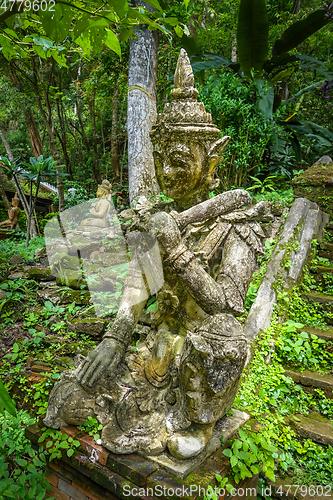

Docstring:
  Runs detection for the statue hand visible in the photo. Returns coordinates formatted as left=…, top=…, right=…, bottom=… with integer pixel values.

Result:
left=148, top=212, right=181, bottom=255
left=76, top=338, right=124, bottom=388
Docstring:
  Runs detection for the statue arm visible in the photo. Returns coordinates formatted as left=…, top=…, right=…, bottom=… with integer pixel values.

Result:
left=76, top=260, right=148, bottom=388
left=90, top=199, right=110, bottom=218
left=149, top=212, right=245, bottom=316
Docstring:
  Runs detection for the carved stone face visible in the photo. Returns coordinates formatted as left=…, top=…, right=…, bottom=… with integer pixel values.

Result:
left=96, top=186, right=106, bottom=198
left=153, top=140, right=207, bottom=203
left=179, top=334, right=247, bottom=424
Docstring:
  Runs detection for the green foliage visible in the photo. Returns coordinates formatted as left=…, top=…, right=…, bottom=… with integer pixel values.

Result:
left=0, top=234, right=45, bottom=260
left=223, top=426, right=278, bottom=482
left=247, top=174, right=279, bottom=194
left=0, top=379, right=16, bottom=417
left=38, top=428, right=80, bottom=461
left=0, top=410, right=51, bottom=500
left=78, top=417, right=103, bottom=442
left=199, top=70, right=286, bottom=188
left=275, top=320, right=333, bottom=372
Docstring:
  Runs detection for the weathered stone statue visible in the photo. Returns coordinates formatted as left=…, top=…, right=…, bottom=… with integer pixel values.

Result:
left=44, top=49, right=265, bottom=462
left=76, top=179, right=113, bottom=235
left=0, top=193, right=21, bottom=230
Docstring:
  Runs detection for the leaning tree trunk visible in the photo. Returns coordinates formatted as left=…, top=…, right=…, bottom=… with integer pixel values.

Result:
left=0, top=172, right=10, bottom=209
left=0, top=125, right=37, bottom=237
left=31, top=59, right=65, bottom=212
left=24, top=109, right=43, bottom=158
left=88, top=93, right=102, bottom=184
left=292, top=0, right=301, bottom=14
left=111, top=77, right=120, bottom=179
left=127, top=0, right=160, bottom=206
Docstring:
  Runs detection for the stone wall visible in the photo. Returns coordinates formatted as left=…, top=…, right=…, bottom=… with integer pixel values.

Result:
left=244, top=197, right=329, bottom=343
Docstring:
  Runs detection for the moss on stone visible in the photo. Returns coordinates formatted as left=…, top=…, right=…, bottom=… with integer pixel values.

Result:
left=293, top=159, right=333, bottom=187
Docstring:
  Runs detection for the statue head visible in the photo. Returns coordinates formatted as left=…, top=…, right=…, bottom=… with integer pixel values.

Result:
left=96, top=179, right=112, bottom=198
left=12, top=193, right=20, bottom=207
left=150, top=49, right=230, bottom=209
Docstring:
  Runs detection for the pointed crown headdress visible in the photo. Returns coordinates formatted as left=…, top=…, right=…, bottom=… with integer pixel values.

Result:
left=150, top=49, right=221, bottom=143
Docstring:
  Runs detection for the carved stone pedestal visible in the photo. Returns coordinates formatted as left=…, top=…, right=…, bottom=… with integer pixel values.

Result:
left=25, top=410, right=258, bottom=500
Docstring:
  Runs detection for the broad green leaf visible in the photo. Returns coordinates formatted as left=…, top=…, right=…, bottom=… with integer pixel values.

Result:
left=230, top=455, right=238, bottom=467
left=0, top=35, right=16, bottom=60
left=103, top=29, right=121, bottom=57
left=15, top=459, right=27, bottom=467
left=265, top=468, right=275, bottom=481
left=33, top=37, right=53, bottom=49
left=271, top=67, right=293, bottom=85
left=184, top=0, right=190, bottom=10
left=142, top=0, right=163, bottom=13
left=51, top=51, right=68, bottom=67
left=109, top=0, right=129, bottom=17
left=165, top=17, right=179, bottom=26
left=0, top=379, right=16, bottom=417
left=289, top=133, right=302, bottom=164
left=305, top=121, right=333, bottom=141
left=256, top=79, right=274, bottom=118
left=39, top=4, right=73, bottom=43
left=74, top=16, right=109, bottom=39
left=75, top=33, right=92, bottom=56
left=287, top=83, right=322, bottom=104
left=272, top=9, right=329, bottom=57
left=261, top=440, right=278, bottom=453
left=306, top=134, right=332, bottom=147
left=223, top=448, right=232, bottom=457
left=239, top=429, right=247, bottom=441
left=237, top=0, right=269, bottom=78
left=174, top=25, right=183, bottom=37
left=191, top=54, right=233, bottom=74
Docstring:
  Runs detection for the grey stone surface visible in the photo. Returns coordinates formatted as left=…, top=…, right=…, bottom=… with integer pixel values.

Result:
left=142, top=409, right=249, bottom=479
left=67, top=318, right=108, bottom=337
left=9, top=255, right=23, bottom=265
left=245, top=198, right=328, bottom=343
left=290, top=413, right=333, bottom=446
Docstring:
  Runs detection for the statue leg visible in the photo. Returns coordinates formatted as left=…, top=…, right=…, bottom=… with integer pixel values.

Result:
left=167, top=313, right=247, bottom=459
left=43, top=372, right=96, bottom=429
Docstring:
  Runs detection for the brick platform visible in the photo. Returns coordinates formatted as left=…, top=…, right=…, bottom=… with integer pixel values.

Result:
left=25, top=423, right=259, bottom=500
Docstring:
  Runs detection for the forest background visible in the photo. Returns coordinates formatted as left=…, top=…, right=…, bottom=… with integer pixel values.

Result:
left=0, top=0, right=332, bottom=222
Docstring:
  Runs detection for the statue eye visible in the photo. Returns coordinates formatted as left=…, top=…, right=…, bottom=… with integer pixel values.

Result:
left=170, top=155, right=187, bottom=169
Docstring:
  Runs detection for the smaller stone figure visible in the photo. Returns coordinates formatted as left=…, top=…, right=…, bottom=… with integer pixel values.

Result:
left=0, top=193, right=21, bottom=230
left=76, top=180, right=113, bottom=235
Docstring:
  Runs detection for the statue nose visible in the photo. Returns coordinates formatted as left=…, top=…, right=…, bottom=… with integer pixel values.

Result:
left=162, top=161, right=173, bottom=177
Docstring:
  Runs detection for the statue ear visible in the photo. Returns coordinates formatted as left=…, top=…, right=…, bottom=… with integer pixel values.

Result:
left=208, top=136, right=231, bottom=157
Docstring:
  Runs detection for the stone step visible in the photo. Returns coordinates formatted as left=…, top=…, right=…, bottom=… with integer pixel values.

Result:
left=284, top=369, right=333, bottom=399
left=297, top=326, right=333, bottom=343
left=301, top=292, right=333, bottom=322
left=310, top=265, right=333, bottom=274
left=289, top=413, right=333, bottom=446
left=308, top=267, right=333, bottom=294
left=319, top=242, right=333, bottom=260
left=265, top=476, right=329, bottom=500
